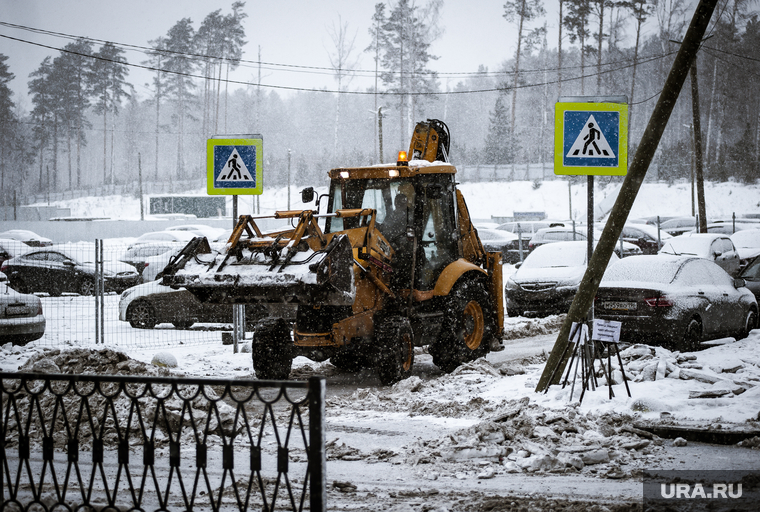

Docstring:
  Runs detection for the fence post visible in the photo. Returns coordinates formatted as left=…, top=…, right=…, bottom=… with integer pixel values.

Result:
left=95, top=239, right=100, bottom=345
left=308, top=376, right=326, bottom=512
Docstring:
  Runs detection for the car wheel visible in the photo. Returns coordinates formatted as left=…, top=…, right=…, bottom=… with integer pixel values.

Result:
left=736, top=307, right=758, bottom=340
left=507, top=307, right=522, bottom=318
left=48, top=287, right=62, bottom=297
left=429, top=279, right=495, bottom=373
left=79, top=279, right=96, bottom=296
left=172, top=320, right=194, bottom=329
left=375, top=316, right=415, bottom=385
left=682, top=318, right=702, bottom=352
left=128, top=300, right=157, bottom=329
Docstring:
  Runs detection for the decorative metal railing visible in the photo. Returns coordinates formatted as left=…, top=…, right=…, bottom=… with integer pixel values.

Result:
left=0, top=373, right=326, bottom=512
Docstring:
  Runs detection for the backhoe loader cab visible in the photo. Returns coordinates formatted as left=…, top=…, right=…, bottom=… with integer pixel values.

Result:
left=162, top=120, right=504, bottom=385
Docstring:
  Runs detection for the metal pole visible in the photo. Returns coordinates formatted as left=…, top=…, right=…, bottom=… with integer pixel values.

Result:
left=537, top=0, right=719, bottom=392
left=95, top=240, right=99, bottom=345
left=100, top=241, right=105, bottom=343
left=378, top=107, right=384, bottom=163
left=309, top=377, right=326, bottom=512
left=138, top=153, right=144, bottom=221
left=287, top=149, right=292, bottom=210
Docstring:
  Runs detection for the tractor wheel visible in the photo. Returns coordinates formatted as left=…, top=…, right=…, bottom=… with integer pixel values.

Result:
left=682, top=318, right=702, bottom=352
left=736, top=307, right=758, bottom=340
left=128, top=300, right=157, bottom=329
left=375, top=316, right=415, bottom=386
left=429, top=279, right=495, bottom=373
left=252, top=318, right=293, bottom=380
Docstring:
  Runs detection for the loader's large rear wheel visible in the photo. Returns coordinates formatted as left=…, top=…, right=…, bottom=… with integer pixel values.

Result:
left=429, top=279, right=494, bottom=373
left=252, top=318, right=293, bottom=380
left=375, top=316, right=415, bottom=385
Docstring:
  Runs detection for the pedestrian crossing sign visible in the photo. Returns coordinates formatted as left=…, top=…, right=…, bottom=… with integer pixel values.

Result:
left=554, top=101, right=628, bottom=176
left=207, top=135, right=263, bottom=195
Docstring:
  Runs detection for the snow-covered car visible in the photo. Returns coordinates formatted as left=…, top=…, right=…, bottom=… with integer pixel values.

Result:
left=0, top=282, right=45, bottom=344
left=164, top=224, right=226, bottom=240
left=730, top=228, right=760, bottom=268
left=119, top=281, right=265, bottom=329
left=505, top=241, right=618, bottom=317
left=1, top=247, right=140, bottom=295
left=128, top=230, right=196, bottom=250
left=476, top=228, right=520, bottom=263
left=659, top=216, right=697, bottom=236
left=141, top=246, right=181, bottom=282
left=0, top=230, right=53, bottom=247
left=617, top=223, right=671, bottom=255
left=0, top=238, right=31, bottom=266
left=595, top=255, right=757, bottom=350
left=528, top=226, right=642, bottom=258
left=739, top=255, right=760, bottom=303
left=119, top=242, right=181, bottom=276
left=659, top=232, right=740, bottom=277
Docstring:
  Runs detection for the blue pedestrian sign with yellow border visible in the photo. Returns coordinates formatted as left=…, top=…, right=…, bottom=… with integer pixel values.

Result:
left=554, top=101, right=628, bottom=176
left=207, top=135, right=263, bottom=195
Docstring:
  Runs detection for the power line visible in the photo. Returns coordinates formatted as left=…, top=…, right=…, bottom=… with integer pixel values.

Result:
left=0, top=31, right=675, bottom=97
left=1, top=19, right=680, bottom=79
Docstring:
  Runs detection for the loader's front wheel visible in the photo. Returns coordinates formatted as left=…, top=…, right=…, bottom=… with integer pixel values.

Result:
left=429, top=279, right=494, bottom=373
left=252, top=318, right=293, bottom=380
left=375, top=316, right=415, bottom=386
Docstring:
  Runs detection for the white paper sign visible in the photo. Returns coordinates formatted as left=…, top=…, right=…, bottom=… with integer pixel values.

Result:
left=592, top=319, right=622, bottom=343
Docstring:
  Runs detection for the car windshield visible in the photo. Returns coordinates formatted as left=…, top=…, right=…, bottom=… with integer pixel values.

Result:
left=660, top=236, right=715, bottom=256
left=602, top=256, right=681, bottom=284
left=522, top=242, right=587, bottom=269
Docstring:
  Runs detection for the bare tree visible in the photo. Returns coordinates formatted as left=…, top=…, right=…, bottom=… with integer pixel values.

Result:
left=327, top=16, right=360, bottom=158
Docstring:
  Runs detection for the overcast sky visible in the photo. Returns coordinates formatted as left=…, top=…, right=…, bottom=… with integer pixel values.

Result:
left=0, top=0, right=663, bottom=108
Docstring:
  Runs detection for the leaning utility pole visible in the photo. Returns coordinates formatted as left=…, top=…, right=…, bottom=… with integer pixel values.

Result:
left=537, top=0, right=719, bottom=392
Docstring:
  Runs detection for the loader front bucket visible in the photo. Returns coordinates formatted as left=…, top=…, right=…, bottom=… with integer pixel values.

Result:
left=163, top=233, right=356, bottom=306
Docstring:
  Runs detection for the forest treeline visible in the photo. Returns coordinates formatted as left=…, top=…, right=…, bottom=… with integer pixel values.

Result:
left=0, top=0, right=758, bottom=204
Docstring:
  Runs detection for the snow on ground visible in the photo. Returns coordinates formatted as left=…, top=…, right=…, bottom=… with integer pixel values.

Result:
left=38, top=179, right=760, bottom=222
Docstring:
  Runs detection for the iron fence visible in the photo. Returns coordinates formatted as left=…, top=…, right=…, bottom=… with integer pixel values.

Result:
left=0, top=372, right=326, bottom=512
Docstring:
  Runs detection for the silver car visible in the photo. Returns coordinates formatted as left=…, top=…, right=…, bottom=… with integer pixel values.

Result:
left=0, top=282, right=45, bottom=345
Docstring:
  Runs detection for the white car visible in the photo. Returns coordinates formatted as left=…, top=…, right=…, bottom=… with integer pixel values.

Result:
left=164, top=224, right=226, bottom=240
left=659, top=232, right=740, bottom=277
left=129, top=231, right=196, bottom=250
left=141, top=246, right=182, bottom=282
left=0, top=230, right=53, bottom=247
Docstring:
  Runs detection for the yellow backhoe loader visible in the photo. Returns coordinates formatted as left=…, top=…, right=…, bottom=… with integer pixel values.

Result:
left=162, top=119, right=504, bottom=384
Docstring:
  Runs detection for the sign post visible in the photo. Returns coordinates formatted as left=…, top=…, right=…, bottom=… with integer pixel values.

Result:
left=207, top=135, right=264, bottom=354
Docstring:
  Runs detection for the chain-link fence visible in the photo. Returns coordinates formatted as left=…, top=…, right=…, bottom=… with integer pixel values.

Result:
left=3, top=239, right=247, bottom=349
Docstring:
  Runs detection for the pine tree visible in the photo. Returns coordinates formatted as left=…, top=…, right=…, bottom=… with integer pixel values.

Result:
left=90, top=42, right=131, bottom=185
left=484, top=93, right=514, bottom=166
left=28, top=57, right=55, bottom=193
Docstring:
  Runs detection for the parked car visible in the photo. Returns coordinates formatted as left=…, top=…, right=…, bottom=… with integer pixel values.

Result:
left=731, top=229, right=760, bottom=268
left=141, top=246, right=182, bottom=282
left=617, top=223, right=672, bottom=255
left=739, top=254, right=760, bottom=302
left=659, top=233, right=740, bottom=277
left=528, top=226, right=642, bottom=257
left=689, top=220, right=760, bottom=235
left=595, top=255, right=757, bottom=350
left=164, top=224, right=226, bottom=240
left=0, top=281, right=45, bottom=344
left=1, top=247, right=140, bottom=296
left=496, top=220, right=567, bottom=241
left=0, top=238, right=31, bottom=267
left=119, top=242, right=181, bottom=276
left=477, top=228, right=520, bottom=263
left=0, top=230, right=53, bottom=247
left=119, top=281, right=266, bottom=329
left=505, top=241, right=618, bottom=317
left=128, top=230, right=196, bottom=249
left=660, top=216, right=698, bottom=236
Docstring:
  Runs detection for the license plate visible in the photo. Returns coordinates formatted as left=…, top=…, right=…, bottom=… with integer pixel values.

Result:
left=602, top=301, right=637, bottom=311
left=6, top=305, right=29, bottom=316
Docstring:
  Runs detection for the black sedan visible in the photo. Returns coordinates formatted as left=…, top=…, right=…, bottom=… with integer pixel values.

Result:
left=595, top=255, right=757, bottom=351
left=477, top=228, right=520, bottom=263
left=1, top=248, right=140, bottom=296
